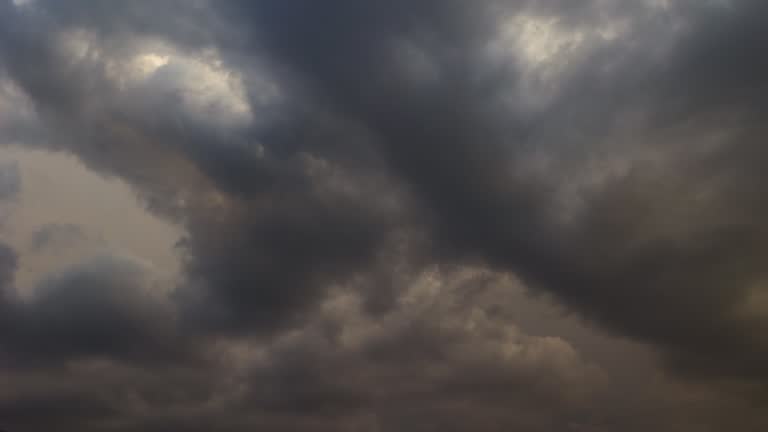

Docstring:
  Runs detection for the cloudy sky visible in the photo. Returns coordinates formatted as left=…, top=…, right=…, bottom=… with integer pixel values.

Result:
left=1, top=0, right=768, bottom=430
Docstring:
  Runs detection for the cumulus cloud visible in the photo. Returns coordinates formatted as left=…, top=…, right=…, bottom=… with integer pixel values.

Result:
left=1, top=0, right=768, bottom=431
left=0, top=254, right=183, bottom=365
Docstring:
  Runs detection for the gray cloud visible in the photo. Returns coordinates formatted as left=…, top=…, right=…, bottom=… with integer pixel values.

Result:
left=1, top=0, right=768, bottom=430
left=211, top=0, right=768, bottom=387
left=0, top=255, right=187, bottom=367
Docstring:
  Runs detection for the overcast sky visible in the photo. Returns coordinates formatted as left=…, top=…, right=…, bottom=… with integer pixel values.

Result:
left=1, top=0, right=768, bottom=430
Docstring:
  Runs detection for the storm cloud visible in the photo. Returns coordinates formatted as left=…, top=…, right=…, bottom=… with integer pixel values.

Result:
left=1, top=0, right=768, bottom=430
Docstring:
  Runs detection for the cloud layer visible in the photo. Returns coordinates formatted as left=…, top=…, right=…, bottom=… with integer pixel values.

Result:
left=2, top=0, right=768, bottom=430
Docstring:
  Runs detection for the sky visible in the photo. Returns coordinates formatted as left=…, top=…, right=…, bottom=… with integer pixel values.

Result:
left=1, top=0, right=768, bottom=430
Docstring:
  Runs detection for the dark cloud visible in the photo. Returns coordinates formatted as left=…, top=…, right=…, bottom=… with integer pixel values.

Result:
left=0, top=0, right=407, bottom=336
left=0, top=241, right=17, bottom=307
left=211, top=0, right=768, bottom=388
left=1, top=0, right=768, bottom=430
left=0, top=255, right=187, bottom=367
left=0, top=392, right=118, bottom=430
left=239, top=273, right=608, bottom=432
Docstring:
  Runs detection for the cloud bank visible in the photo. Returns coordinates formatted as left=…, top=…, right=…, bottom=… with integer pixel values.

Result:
left=1, top=0, right=768, bottom=430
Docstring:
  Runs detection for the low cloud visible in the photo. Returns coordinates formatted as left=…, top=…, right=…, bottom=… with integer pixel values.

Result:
left=1, top=0, right=768, bottom=430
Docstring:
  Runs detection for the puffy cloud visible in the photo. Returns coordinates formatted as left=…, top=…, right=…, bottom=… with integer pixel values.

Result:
left=0, top=254, right=183, bottom=365
left=1, top=0, right=768, bottom=431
